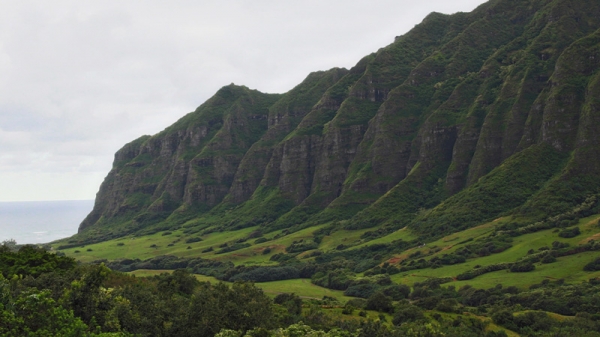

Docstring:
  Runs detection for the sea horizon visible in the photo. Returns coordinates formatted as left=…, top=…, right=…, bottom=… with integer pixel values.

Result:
left=0, top=199, right=95, bottom=245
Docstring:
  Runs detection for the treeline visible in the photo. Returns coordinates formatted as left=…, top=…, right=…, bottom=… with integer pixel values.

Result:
left=5, top=245, right=600, bottom=336
left=100, top=254, right=233, bottom=276
left=102, top=241, right=408, bottom=285
left=1, top=246, right=274, bottom=336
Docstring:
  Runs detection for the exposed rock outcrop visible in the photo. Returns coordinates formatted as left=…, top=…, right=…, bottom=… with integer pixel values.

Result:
left=77, top=0, right=600, bottom=242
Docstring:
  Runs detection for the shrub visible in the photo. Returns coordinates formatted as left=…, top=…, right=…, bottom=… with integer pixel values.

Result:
left=552, top=241, right=570, bottom=249
left=254, top=237, right=268, bottom=244
left=510, top=262, right=535, bottom=272
left=457, top=264, right=510, bottom=280
left=344, top=283, right=380, bottom=298
left=341, top=304, right=354, bottom=315
left=216, top=243, right=251, bottom=254
left=186, top=237, right=203, bottom=244
left=558, top=227, right=581, bottom=238
left=285, top=240, right=318, bottom=253
left=584, top=258, right=600, bottom=271
left=229, top=266, right=300, bottom=282
left=541, top=254, right=556, bottom=264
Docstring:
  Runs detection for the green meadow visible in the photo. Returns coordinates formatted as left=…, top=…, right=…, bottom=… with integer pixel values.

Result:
left=56, top=213, right=600, bottom=300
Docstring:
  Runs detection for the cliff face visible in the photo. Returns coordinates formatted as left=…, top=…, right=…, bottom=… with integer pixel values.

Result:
left=79, top=0, right=600, bottom=242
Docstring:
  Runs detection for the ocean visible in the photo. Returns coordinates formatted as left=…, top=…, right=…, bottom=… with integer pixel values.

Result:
left=0, top=200, right=95, bottom=245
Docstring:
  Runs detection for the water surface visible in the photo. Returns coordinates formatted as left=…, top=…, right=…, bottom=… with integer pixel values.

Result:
left=0, top=200, right=94, bottom=244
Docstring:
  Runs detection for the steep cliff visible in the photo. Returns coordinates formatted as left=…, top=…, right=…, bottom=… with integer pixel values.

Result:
left=77, top=0, right=600, bottom=244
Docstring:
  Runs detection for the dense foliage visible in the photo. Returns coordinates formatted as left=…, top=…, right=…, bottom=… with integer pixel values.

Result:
left=6, top=245, right=600, bottom=336
left=24, top=0, right=600, bottom=335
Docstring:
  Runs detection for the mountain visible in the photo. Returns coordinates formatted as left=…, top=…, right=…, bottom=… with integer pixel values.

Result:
left=74, top=0, right=600, bottom=246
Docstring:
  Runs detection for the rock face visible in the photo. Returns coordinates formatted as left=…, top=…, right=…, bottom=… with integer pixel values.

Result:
left=78, top=0, right=600, bottom=242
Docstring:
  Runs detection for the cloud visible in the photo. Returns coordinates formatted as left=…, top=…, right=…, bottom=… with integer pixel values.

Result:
left=0, top=0, right=487, bottom=201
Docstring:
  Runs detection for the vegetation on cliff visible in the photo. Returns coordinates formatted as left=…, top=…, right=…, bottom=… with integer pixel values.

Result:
left=72, top=0, right=600, bottom=247
left=43, top=1, right=600, bottom=334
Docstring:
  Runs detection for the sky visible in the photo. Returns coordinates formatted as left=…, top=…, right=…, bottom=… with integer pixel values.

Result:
left=0, top=0, right=487, bottom=202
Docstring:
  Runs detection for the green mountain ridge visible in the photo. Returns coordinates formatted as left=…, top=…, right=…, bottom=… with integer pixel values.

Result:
left=12, top=1, right=600, bottom=336
left=73, top=0, right=600, bottom=249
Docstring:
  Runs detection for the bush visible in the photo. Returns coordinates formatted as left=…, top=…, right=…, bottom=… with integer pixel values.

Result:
left=285, top=240, right=318, bottom=253
left=552, top=241, right=570, bottom=249
left=229, top=266, right=300, bottom=282
left=541, top=254, right=556, bottom=264
left=216, top=243, right=251, bottom=254
left=510, top=262, right=535, bottom=273
left=457, top=263, right=510, bottom=280
left=185, top=237, right=203, bottom=243
left=584, top=257, right=600, bottom=271
left=346, top=298, right=367, bottom=309
left=558, top=227, right=581, bottom=238
left=344, top=283, right=380, bottom=298
left=254, top=237, right=268, bottom=244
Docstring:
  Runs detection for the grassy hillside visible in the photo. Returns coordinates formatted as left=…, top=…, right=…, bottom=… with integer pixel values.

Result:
left=55, top=210, right=600, bottom=294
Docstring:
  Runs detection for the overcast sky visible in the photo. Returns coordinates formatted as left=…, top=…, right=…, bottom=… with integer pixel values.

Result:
left=0, top=0, right=487, bottom=202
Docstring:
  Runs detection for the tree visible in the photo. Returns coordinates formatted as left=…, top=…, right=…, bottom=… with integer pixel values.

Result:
left=1, top=290, right=89, bottom=336
left=365, top=292, right=393, bottom=313
left=393, top=303, right=424, bottom=326
left=274, top=293, right=303, bottom=316
left=172, top=282, right=273, bottom=337
left=156, top=269, right=199, bottom=297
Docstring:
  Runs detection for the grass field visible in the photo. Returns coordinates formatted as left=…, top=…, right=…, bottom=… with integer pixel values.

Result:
left=254, top=279, right=354, bottom=301
left=127, top=269, right=352, bottom=301
left=59, top=213, right=600, bottom=297
left=58, top=225, right=325, bottom=265
left=391, top=214, right=600, bottom=288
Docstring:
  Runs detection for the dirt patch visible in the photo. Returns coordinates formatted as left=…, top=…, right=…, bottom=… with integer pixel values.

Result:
left=410, top=274, right=436, bottom=279
left=582, top=217, right=600, bottom=229
left=439, top=245, right=454, bottom=252
left=579, top=232, right=600, bottom=245
left=232, top=253, right=251, bottom=258
left=388, top=253, right=411, bottom=265
left=387, top=256, right=403, bottom=264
